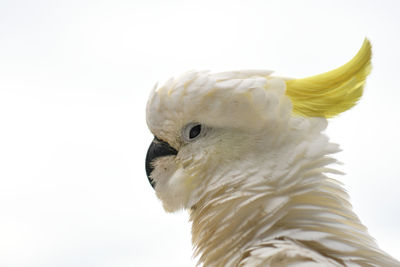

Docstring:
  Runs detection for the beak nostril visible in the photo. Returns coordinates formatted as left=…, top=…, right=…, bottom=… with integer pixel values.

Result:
left=145, top=137, right=178, bottom=188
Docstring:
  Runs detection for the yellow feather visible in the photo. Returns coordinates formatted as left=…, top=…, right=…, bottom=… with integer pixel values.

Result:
left=285, top=39, right=372, bottom=118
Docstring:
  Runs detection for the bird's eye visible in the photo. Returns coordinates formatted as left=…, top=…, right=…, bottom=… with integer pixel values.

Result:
left=189, top=124, right=201, bottom=139
left=183, top=123, right=204, bottom=142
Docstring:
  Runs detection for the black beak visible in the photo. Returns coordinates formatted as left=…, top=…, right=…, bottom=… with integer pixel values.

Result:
left=145, top=137, right=178, bottom=188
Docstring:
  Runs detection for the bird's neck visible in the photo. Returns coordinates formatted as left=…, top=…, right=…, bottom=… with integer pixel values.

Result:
left=188, top=153, right=390, bottom=266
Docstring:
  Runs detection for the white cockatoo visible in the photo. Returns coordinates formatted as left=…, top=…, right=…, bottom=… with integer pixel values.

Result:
left=145, top=39, right=400, bottom=266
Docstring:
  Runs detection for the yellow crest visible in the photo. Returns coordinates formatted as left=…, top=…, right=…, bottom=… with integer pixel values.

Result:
left=285, top=39, right=372, bottom=118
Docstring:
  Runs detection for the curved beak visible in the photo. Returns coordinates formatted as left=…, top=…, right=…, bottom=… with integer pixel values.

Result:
left=145, top=137, right=178, bottom=188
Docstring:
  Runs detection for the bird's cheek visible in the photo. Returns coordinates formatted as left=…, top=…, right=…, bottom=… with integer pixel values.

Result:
left=150, top=157, right=178, bottom=186
left=153, top=162, right=191, bottom=212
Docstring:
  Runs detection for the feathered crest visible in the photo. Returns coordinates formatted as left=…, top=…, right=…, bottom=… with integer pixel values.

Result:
left=285, top=39, right=372, bottom=118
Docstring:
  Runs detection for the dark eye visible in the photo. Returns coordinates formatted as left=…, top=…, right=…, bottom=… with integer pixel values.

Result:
left=189, top=124, right=202, bottom=139
left=183, top=123, right=204, bottom=142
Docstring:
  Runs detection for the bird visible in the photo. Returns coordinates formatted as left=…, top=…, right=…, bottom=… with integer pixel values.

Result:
left=145, top=39, right=400, bottom=266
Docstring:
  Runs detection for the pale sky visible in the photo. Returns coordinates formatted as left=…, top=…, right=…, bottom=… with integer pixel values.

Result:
left=0, top=0, right=399, bottom=266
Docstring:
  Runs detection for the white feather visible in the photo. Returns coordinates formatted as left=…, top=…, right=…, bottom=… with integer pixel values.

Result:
left=146, top=70, right=400, bottom=267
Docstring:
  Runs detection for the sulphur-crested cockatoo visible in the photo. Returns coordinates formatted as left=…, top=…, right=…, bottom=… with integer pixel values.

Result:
left=145, top=39, right=400, bottom=266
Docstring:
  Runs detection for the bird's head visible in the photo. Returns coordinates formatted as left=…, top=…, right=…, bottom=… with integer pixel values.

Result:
left=145, top=40, right=372, bottom=212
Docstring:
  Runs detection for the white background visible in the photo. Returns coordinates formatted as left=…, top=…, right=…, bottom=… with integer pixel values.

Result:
left=1, top=0, right=399, bottom=266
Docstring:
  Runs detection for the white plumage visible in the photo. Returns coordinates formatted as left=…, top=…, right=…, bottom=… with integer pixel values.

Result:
left=145, top=42, right=400, bottom=266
